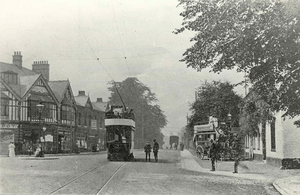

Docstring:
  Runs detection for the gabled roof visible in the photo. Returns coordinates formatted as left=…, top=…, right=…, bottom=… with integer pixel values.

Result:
left=0, top=60, right=58, bottom=105
left=19, top=74, right=40, bottom=97
left=20, top=74, right=59, bottom=104
left=48, top=80, right=69, bottom=103
left=0, top=77, right=22, bottom=101
left=74, top=95, right=89, bottom=107
left=92, top=101, right=109, bottom=112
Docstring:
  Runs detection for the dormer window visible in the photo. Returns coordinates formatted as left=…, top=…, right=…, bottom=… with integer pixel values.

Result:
left=1, top=71, right=18, bottom=85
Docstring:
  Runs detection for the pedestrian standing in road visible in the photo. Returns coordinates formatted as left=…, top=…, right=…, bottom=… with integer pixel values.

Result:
left=232, top=134, right=242, bottom=173
left=153, top=139, right=159, bottom=162
left=8, top=142, right=15, bottom=157
left=144, top=141, right=152, bottom=162
left=209, top=139, right=217, bottom=171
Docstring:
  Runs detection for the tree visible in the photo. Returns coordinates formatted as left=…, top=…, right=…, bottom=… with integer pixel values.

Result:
left=108, top=77, right=167, bottom=148
left=175, top=0, right=300, bottom=124
left=188, top=81, right=242, bottom=137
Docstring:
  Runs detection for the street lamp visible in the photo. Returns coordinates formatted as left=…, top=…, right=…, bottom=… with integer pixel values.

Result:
left=227, top=113, right=232, bottom=122
left=36, top=102, right=44, bottom=157
left=42, top=126, right=47, bottom=154
left=227, top=113, right=232, bottom=130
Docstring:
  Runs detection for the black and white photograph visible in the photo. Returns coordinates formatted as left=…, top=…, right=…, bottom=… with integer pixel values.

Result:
left=0, top=0, right=299, bottom=194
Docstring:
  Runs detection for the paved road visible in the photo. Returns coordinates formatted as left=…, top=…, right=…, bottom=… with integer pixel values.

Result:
left=0, top=149, right=280, bottom=195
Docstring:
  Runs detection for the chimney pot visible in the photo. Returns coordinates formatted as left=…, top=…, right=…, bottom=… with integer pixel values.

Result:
left=12, top=51, right=23, bottom=68
left=32, top=60, right=50, bottom=81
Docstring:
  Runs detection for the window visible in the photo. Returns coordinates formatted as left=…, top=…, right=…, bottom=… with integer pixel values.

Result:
left=61, top=105, right=75, bottom=123
left=0, top=99, right=9, bottom=116
left=245, top=135, right=249, bottom=148
left=78, top=113, right=81, bottom=125
left=1, top=72, right=18, bottom=85
left=99, top=117, right=102, bottom=128
left=271, top=118, right=276, bottom=151
left=89, top=115, right=92, bottom=126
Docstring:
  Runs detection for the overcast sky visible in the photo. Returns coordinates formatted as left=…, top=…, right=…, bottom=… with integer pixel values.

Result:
left=0, top=0, right=245, bottom=136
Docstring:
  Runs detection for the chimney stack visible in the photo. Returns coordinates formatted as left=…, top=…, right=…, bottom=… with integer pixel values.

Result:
left=13, top=51, right=23, bottom=68
left=32, top=61, right=50, bottom=81
left=78, top=91, right=86, bottom=96
left=97, top=98, right=103, bottom=102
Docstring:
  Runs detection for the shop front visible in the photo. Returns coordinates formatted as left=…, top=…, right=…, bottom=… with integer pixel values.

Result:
left=0, top=123, right=17, bottom=155
left=22, top=123, right=57, bottom=154
left=57, top=127, right=74, bottom=153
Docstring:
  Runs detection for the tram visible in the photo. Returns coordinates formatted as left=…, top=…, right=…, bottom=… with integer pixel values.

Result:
left=105, top=106, right=135, bottom=161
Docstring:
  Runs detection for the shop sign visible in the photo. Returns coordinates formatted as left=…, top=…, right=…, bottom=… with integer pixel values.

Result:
left=41, top=134, right=53, bottom=142
left=0, top=134, right=14, bottom=143
left=1, top=124, right=18, bottom=129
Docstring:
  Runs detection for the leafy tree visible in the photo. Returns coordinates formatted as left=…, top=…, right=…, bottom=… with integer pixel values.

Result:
left=108, top=77, right=167, bottom=148
left=188, top=81, right=242, bottom=137
left=175, top=0, right=300, bottom=124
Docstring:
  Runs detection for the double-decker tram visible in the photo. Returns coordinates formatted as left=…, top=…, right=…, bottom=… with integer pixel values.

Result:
left=105, top=106, right=135, bottom=161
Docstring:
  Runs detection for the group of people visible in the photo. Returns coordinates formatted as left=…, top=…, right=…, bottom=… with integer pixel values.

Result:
left=144, top=139, right=159, bottom=162
left=209, top=134, right=242, bottom=173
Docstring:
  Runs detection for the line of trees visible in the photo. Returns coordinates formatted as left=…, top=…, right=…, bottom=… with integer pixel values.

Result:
left=108, top=77, right=167, bottom=148
left=175, top=0, right=300, bottom=128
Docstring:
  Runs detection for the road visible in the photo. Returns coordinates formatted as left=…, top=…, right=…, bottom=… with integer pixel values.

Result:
left=0, top=149, right=280, bottom=195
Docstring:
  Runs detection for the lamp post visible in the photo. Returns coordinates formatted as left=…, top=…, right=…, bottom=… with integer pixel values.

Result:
left=42, top=126, right=47, bottom=154
left=36, top=102, right=44, bottom=157
left=227, top=113, right=232, bottom=131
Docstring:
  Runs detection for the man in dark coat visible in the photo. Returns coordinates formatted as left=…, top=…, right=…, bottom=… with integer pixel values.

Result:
left=153, top=139, right=159, bottom=162
left=209, top=139, right=217, bottom=171
left=232, top=134, right=242, bottom=173
left=144, top=141, right=152, bottom=162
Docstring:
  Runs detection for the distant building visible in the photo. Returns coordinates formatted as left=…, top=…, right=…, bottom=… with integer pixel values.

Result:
left=74, top=91, right=104, bottom=152
left=92, top=98, right=109, bottom=151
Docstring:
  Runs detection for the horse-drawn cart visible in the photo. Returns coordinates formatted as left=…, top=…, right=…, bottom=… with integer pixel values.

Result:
left=193, top=119, right=217, bottom=160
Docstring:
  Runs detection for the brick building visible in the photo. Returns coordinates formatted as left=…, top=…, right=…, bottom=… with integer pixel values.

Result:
left=1, top=51, right=107, bottom=155
left=0, top=52, right=59, bottom=155
left=74, top=91, right=105, bottom=152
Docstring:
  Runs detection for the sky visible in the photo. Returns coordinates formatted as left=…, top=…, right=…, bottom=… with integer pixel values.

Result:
left=0, top=0, right=246, bottom=136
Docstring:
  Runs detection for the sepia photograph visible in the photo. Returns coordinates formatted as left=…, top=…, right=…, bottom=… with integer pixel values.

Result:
left=0, top=0, right=299, bottom=194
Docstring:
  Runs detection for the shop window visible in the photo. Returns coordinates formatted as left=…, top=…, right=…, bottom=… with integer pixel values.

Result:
left=271, top=118, right=276, bottom=151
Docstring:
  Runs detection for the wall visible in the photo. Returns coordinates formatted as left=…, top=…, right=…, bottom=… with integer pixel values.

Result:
left=282, top=115, right=300, bottom=158
left=265, top=112, right=284, bottom=160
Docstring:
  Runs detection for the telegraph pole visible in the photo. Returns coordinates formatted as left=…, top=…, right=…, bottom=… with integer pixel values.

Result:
left=186, top=113, right=189, bottom=150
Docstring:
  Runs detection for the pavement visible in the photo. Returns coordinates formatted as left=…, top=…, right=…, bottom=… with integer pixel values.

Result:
left=180, top=149, right=300, bottom=195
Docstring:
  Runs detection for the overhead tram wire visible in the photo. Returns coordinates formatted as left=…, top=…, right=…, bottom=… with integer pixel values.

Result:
left=74, top=19, right=127, bottom=110
left=112, top=4, right=132, bottom=76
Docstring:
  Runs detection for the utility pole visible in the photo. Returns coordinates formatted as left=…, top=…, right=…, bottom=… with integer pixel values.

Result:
left=186, top=113, right=189, bottom=150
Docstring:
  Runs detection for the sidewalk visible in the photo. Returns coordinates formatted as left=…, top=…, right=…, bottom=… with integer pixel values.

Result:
left=180, top=149, right=300, bottom=195
left=0, top=150, right=106, bottom=158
